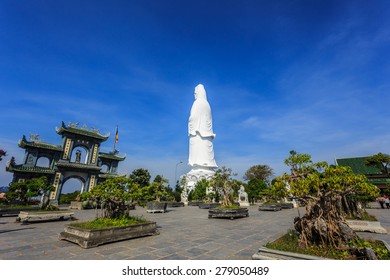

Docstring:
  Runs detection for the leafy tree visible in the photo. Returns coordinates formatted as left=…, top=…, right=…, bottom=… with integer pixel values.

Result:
left=365, top=153, right=390, bottom=175
left=171, top=180, right=183, bottom=202
left=230, top=179, right=245, bottom=200
left=246, top=178, right=268, bottom=203
left=59, top=190, right=80, bottom=204
left=146, top=175, right=170, bottom=202
left=209, top=166, right=236, bottom=207
left=89, top=177, right=142, bottom=219
left=243, top=164, right=273, bottom=183
left=129, top=168, right=151, bottom=188
left=270, top=150, right=379, bottom=249
left=191, top=179, right=209, bottom=201
left=7, top=176, right=54, bottom=208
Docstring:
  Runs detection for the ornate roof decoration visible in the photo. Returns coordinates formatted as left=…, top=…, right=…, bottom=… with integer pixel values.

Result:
left=56, top=121, right=110, bottom=141
left=6, top=160, right=55, bottom=174
left=99, top=151, right=126, bottom=161
left=18, top=135, right=63, bottom=151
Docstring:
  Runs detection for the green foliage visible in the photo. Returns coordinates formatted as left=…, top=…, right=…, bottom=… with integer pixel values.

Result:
left=269, top=150, right=380, bottom=249
left=209, top=166, right=236, bottom=207
left=70, top=216, right=148, bottom=230
left=59, top=191, right=80, bottom=204
left=365, top=153, right=390, bottom=174
left=7, top=177, right=54, bottom=207
left=144, top=175, right=170, bottom=202
left=246, top=178, right=268, bottom=203
left=170, top=181, right=183, bottom=202
left=349, top=238, right=390, bottom=260
left=266, top=230, right=389, bottom=260
left=90, top=177, right=142, bottom=219
left=270, top=151, right=379, bottom=206
left=191, top=179, right=209, bottom=201
left=243, top=164, right=273, bottom=183
left=129, top=168, right=151, bottom=188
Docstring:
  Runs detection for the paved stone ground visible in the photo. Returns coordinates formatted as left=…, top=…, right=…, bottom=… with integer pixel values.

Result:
left=0, top=203, right=389, bottom=260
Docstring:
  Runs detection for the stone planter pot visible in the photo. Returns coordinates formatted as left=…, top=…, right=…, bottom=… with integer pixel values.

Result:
left=259, top=204, right=282, bottom=211
left=346, top=220, right=387, bottom=234
left=208, top=207, right=249, bottom=220
left=280, top=203, right=294, bottom=209
left=146, top=202, right=167, bottom=213
left=166, top=202, right=185, bottom=207
left=59, top=221, right=159, bottom=249
left=16, top=210, right=75, bottom=224
left=0, top=206, right=39, bottom=217
left=198, top=203, right=221, bottom=209
left=252, top=246, right=330, bottom=260
left=188, top=201, right=200, bottom=206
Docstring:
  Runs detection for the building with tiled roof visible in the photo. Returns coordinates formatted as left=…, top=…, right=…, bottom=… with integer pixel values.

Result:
left=6, top=122, right=126, bottom=203
left=335, top=156, right=390, bottom=191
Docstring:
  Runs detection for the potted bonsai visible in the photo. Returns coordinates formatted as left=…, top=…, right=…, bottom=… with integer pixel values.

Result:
left=5, top=177, right=73, bottom=223
left=207, top=167, right=249, bottom=219
left=145, top=175, right=170, bottom=213
left=59, top=177, right=158, bottom=248
left=253, top=150, right=388, bottom=260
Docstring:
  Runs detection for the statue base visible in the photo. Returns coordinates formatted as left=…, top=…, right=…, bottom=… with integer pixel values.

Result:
left=181, top=166, right=216, bottom=203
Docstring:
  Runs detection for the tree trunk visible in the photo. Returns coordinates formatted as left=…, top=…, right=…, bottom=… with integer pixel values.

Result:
left=294, top=192, right=357, bottom=248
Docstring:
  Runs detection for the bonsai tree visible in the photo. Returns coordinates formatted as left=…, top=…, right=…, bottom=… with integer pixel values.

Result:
left=7, top=176, right=54, bottom=209
left=146, top=175, right=170, bottom=202
left=89, top=177, right=141, bottom=219
left=209, top=166, right=236, bottom=208
left=129, top=168, right=151, bottom=188
left=270, top=150, right=380, bottom=249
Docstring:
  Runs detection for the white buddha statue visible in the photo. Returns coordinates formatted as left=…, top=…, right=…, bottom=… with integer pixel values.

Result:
left=181, top=84, right=218, bottom=203
left=188, top=84, right=218, bottom=168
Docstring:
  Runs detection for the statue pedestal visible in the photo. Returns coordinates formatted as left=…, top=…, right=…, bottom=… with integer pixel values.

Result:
left=181, top=166, right=215, bottom=203
left=239, top=202, right=250, bottom=207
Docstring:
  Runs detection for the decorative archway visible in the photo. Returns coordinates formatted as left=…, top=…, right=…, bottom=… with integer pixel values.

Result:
left=36, top=156, right=51, bottom=168
left=60, top=176, right=85, bottom=195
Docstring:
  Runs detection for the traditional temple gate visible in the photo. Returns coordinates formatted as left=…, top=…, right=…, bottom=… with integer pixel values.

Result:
left=6, top=121, right=126, bottom=204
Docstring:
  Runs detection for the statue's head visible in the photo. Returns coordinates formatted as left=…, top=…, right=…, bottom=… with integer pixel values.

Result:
left=194, top=84, right=207, bottom=100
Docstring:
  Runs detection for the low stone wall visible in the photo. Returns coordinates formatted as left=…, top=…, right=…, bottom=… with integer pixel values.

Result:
left=346, top=220, right=387, bottom=234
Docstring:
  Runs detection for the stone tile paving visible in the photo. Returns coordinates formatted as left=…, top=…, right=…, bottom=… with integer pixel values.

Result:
left=0, top=204, right=389, bottom=260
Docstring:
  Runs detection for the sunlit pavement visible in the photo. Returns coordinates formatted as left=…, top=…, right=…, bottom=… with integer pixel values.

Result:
left=0, top=203, right=388, bottom=260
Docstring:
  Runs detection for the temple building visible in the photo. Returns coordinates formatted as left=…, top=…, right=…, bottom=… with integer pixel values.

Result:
left=6, top=121, right=125, bottom=203
left=335, top=156, right=390, bottom=191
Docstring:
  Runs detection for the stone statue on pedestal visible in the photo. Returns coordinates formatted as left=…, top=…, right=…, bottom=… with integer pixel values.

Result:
left=181, top=84, right=218, bottom=203
left=238, top=185, right=250, bottom=206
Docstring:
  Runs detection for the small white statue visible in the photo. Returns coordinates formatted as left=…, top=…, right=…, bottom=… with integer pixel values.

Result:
left=238, top=185, right=250, bottom=206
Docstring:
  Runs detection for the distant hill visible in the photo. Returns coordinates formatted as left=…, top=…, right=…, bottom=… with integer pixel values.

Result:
left=0, top=186, right=9, bottom=192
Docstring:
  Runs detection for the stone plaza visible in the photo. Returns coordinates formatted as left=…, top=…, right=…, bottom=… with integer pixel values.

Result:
left=1, top=203, right=389, bottom=260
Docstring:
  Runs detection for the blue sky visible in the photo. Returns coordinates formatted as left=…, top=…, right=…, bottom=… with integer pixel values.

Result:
left=1, top=0, right=389, bottom=189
